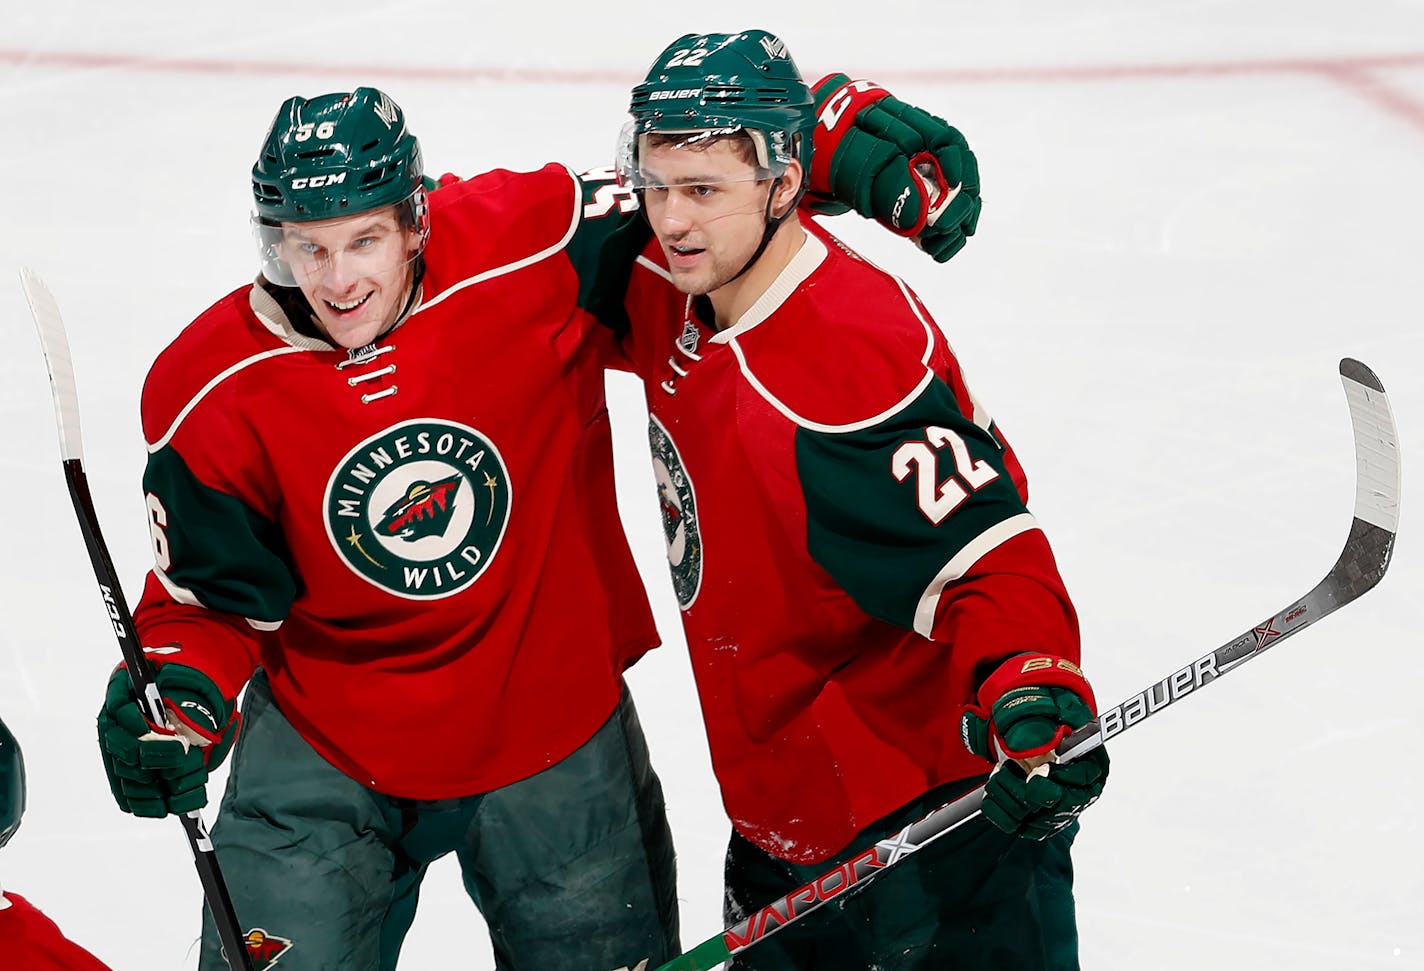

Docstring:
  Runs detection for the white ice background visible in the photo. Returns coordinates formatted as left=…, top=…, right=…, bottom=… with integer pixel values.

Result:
left=1, top=2, right=1422, bottom=967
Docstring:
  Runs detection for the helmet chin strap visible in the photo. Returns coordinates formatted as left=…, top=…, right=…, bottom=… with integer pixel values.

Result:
left=723, top=175, right=808, bottom=286
left=372, top=199, right=429, bottom=341
left=382, top=255, right=426, bottom=338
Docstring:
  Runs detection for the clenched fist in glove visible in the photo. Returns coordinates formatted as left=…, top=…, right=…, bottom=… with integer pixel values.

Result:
left=97, top=663, right=240, bottom=818
left=961, top=654, right=1110, bottom=840
left=808, top=74, right=982, bottom=261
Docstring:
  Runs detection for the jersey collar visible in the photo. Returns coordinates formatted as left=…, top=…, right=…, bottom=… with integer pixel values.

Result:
left=709, top=230, right=826, bottom=344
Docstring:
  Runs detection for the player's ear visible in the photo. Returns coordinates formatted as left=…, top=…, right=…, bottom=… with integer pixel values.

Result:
left=773, top=160, right=805, bottom=218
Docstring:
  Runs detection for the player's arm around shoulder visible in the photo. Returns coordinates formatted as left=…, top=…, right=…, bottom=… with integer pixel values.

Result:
left=425, top=162, right=614, bottom=274
left=429, top=162, right=664, bottom=355
left=564, top=165, right=660, bottom=340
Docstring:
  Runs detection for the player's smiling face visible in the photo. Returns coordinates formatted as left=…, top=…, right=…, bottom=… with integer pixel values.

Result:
left=640, top=138, right=775, bottom=297
left=279, top=207, right=421, bottom=348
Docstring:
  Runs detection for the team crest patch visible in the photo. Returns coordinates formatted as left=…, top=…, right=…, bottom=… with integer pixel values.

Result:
left=325, top=418, right=512, bottom=599
left=649, top=415, right=702, bottom=609
left=226, top=928, right=292, bottom=969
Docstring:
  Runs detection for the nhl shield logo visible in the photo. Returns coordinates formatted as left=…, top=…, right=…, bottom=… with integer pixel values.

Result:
left=649, top=415, right=702, bottom=609
left=324, top=418, right=512, bottom=599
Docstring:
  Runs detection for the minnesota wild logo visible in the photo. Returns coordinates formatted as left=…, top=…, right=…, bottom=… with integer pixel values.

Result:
left=377, top=474, right=463, bottom=540
left=324, top=419, right=512, bottom=599
left=649, top=415, right=701, bottom=609
left=235, top=928, right=292, bottom=970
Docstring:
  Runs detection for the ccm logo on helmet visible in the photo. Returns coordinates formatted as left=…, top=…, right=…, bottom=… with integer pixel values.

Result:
left=290, top=173, right=348, bottom=189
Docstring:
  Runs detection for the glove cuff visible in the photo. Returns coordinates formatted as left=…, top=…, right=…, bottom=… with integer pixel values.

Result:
left=962, top=655, right=1097, bottom=762
left=975, top=654, right=1097, bottom=715
left=959, top=704, right=994, bottom=761
left=147, top=663, right=234, bottom=746
left=809, top=74, right=890, bottom=199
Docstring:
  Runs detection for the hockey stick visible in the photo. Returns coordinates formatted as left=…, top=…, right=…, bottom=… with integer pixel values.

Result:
left=20, top=269, right=256, bottom=971
left=641, top=357, right=1400, bottom=971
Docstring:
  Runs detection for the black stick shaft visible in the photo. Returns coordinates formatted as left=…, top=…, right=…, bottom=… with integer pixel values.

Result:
left=22, top=267, right=254, bottom=968
left=63, top=466, right=255, bottom=971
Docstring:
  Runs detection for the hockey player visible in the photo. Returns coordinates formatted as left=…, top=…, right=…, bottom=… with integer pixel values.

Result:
left=92, top=81, right=982, bottom=970
left=1, top=716, right=115, bottom=969
left=612, top=31, right=1111, bottom=970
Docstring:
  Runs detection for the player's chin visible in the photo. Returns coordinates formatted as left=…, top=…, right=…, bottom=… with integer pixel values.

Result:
left=670, top=266, right=720, bottom=298
left=320, top=312, right=387, bottom=349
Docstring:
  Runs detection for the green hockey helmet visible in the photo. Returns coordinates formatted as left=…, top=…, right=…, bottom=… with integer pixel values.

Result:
left=251, top=87, right=429, bottom=287
left=252, top=87, right=424, bottom=222
left=616, top=29, right=816, bottom=190
left=0, top=715, right=25, bottom=849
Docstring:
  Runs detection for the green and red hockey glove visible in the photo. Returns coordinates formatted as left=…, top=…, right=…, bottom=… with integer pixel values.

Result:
left=961, top=654, right=1110, bottom=839
left=808, top=74, right=982, bottom=262
left=981, top=752, right=1109, bottom=840
left=96, top=663, right=240, bottom=818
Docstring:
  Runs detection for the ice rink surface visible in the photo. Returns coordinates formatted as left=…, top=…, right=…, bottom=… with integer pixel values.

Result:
left=2, top=1, right=1422, bottom=967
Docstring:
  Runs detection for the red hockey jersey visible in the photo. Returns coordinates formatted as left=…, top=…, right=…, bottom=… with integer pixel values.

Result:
left=0, top=894, right=113, bottom=970
left=619, top=219, right=1080, bottom=864
left=135, top=164, right=669, bottom=798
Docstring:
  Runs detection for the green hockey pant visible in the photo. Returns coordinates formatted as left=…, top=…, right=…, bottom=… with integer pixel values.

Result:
left=198, top=671, right=678, bottom=971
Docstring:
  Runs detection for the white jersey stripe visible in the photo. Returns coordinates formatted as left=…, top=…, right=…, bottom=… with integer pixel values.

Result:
left=416, top=166, right=582, bottom=314
left=636, top=254, right=673, bottom=282
left=912, top=513, right=1041, bottom=637
left=147, top=347, right=308, bottom=452
left=153, top=565, right=202, bottom=606
left=154, top=565, right=284, bottom=631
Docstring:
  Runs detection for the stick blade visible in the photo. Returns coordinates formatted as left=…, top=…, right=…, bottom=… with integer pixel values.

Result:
left=20, top=267, right=84, bottom=462
left=1323, top=358, right=1400, bottom=609
left=1339, top=357, right=1400, bottom=535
